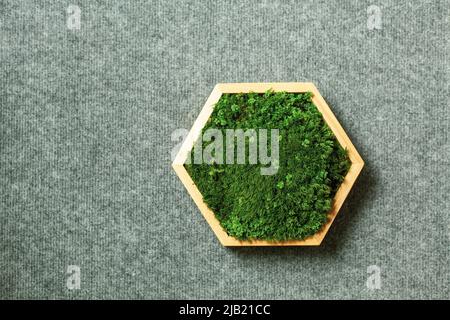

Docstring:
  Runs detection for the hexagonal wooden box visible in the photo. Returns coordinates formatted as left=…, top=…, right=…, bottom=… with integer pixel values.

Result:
left=172, top=83, right=364, bottom=246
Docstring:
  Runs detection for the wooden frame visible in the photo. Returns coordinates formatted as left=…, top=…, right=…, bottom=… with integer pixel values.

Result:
left=172, top=83, right=364, bottom=246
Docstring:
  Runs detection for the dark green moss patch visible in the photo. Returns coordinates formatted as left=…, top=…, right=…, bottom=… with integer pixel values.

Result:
left=185, top=90, right=350, bottom=241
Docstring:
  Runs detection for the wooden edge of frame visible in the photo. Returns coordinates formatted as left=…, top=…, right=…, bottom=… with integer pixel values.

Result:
left=216, top=82, right=317, bottom=94
left=312, top=161, right=364, bottom=245
left=173, top=85, right=223, bottom=166
left=308, top=83, right=364, bottom=166
left=172, top=162, right=235, bottom=245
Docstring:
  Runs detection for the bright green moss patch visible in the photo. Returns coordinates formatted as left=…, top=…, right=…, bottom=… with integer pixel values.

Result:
left=185, top=90, right=350, bottom=241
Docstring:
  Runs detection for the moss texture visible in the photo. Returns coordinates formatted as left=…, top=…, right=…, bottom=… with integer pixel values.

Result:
left=185, top=91, right=350, bottom=241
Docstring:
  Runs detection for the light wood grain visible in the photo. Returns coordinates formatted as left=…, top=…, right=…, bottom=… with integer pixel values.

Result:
left=172, top=83, right=364, bottom=246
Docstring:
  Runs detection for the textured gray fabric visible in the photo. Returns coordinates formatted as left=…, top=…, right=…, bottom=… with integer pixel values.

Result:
left=0, top=0, right=449, bottom=299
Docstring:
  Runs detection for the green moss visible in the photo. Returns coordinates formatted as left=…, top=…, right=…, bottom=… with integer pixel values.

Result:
left=185, top=90, right=350, bottom=241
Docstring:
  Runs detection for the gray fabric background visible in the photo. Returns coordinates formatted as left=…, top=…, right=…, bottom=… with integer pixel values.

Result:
left=1, top=0, right=449, bottom=299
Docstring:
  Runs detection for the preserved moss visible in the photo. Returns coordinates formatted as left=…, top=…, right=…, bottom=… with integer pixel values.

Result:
left=185, top=90, right=350, bottom=241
